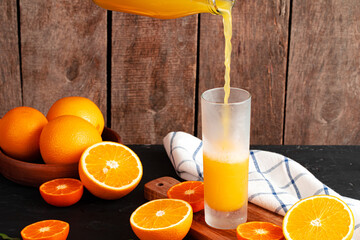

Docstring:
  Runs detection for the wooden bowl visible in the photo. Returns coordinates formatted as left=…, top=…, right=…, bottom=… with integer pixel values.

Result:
left=0, top=127, right=122, bottom=187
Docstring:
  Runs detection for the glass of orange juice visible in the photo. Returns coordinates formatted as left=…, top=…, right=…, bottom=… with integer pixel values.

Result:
left=201, top=87, right=251, bottom=229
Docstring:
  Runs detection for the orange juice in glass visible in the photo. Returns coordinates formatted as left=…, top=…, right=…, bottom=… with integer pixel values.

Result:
left=201, top=87, right=251, bottom=229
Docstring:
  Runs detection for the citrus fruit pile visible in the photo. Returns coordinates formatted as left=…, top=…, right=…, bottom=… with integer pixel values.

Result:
left=2, top=98, right=356, bottom=240
left=1, top=97, right=146, bottom=239
left=0, top=97, right=143, bottom=203
left=0, top=96, right=104, bottom=164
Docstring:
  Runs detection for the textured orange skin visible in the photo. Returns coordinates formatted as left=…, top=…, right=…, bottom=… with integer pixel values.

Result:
left=39, top=115, right=102, bottom=164
left=0, top=106, right=48, bottom=162
left=46, top=96, right=104, bottom=134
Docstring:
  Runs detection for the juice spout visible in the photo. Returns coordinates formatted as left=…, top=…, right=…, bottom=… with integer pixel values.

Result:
left=209, top=0, right=235, bottom=15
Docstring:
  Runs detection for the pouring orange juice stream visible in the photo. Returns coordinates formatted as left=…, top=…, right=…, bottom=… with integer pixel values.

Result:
left=203, top=1, right=248, bottom=214
left=92, top=0, right=248, bottom=214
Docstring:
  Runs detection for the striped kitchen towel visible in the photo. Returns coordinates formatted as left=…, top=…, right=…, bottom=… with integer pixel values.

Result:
left=163, top=131, right=360, bottom=239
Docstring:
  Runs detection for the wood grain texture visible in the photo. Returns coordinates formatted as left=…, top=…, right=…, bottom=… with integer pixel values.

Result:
left=0, top=0, right=22, bottom=116
left=285, top=0, right=360, bottom=144
left=111, top=14, right=197, bottom=144
left=20, top=0, right=107, bottom=118
left=198, top=0, right=290, bottom=145
left=144, top=177, right=283, bottom=240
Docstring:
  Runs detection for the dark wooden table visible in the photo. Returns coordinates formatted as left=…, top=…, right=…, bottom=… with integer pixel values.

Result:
left=0, top=145, right=359, bottom=239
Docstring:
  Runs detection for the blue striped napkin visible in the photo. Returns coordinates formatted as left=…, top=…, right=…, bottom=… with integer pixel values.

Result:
left=163, top=131, right=360, bottom=239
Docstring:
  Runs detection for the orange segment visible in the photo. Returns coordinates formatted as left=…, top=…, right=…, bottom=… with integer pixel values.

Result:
left=39, top=178, right=83, bottom=207
left=130, top=199, right=193, bottom=240
left=236, top=221, right=283, bottom=240
left=283, top=195, right=354, bottom=240
left=167, top=181, right=204, bottom=212
left=21, top=220, right=69, bottom=240
left=79, top=141, right=142, bottom=200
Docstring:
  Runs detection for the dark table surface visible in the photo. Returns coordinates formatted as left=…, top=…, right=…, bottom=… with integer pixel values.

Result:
left=1, top=145, right=359, bottom=240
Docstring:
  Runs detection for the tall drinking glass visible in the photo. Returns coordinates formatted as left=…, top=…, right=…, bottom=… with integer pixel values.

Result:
left=201, top=87, right=251, bottom=229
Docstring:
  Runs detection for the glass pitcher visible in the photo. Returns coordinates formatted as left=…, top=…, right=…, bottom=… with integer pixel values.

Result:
left=92, top=0, right=235, bottom=19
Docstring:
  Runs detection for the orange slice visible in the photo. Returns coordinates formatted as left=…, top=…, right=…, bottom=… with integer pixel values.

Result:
left=167, top=181, right=204, bottom=212
left=130, top=199, right=193, bottom=240
left=39, top=178, right=83, bottom=207
left=283, top=195, right=354, bottom=240
left=236, top=221, right=284, bottom=240
left=79, top=141, right=142, bottom=200
left=21, top=220, right=69, bottom=240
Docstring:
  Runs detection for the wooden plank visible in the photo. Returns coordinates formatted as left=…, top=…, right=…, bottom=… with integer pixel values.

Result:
left=111, top=14, right=197, bottom=144
left=0, top=0, right=22, bottom=116
left=198, top=1, right=290, bottom=145
left=20, top=0, right=107, bottom=119
left=285, top=0, right=360, bottom=145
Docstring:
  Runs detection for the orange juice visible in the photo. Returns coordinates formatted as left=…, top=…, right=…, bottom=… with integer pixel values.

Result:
left=217, top=1, right=233, bottom=104
left=203, top=147, right=249, bottom=212
left=93, top=0, right=234, bottom=19
left=202, top=88, right=251, bottom=229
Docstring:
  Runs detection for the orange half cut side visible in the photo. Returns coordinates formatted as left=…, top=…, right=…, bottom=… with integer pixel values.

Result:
left=236, top=221, right=284, bottom=240
left=283, top=195, right=354, bottom=240
left=79, top=141, right=143, bottom=200
left=167, top=181, right=204, bottom=212
left=130, top=199, right=193, bottom=240
left=21, top=219, right=69, bottom=240
left=39, top=178, right=83, bottom=207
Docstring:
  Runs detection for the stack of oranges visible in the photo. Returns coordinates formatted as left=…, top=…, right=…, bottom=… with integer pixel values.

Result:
left=0, top=97, right=143, bottom=202
left=1, top=97, right=147, bottom=240
left=0, top=96, right=104, bottom=164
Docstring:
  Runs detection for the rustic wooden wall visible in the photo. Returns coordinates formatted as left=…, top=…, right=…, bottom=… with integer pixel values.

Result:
left=0, top=0, right=359, bottom=145
left=111, top=14, right=197, bottom=144
left=198, top=0, right=289, bottom=144
left=20, top=0, right=107, bottom=121
left=285, top=0, right=360, bottom=144
left=0, top=0, right=22, bottom=113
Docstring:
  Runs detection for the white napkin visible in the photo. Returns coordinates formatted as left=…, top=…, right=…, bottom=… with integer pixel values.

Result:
left=163, top=131, right=360, bottom=239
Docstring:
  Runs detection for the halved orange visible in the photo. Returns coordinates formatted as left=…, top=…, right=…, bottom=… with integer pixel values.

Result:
left=39, top=178, right=83, bottom=207
left=167, top=181, right=204, bottom=212
left=79, top=141, right=143, bottom=200
left=283, top=195, right=354, bottom=240
left=236, top=221, right=283, bottom=240
left=130, top=199, right=193, bottom=240
left=21, top=220, right=69, bottom=240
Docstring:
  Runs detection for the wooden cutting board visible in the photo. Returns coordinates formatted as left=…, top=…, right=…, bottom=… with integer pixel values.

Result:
left=144, top=176, right=284, bottom=240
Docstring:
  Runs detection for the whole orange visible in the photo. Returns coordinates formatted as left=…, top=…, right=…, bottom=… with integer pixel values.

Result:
left=0, top=106, right=48, bottom=161
left=46, top=96, right=105, bottom=134
left=39, top=115, right=102, bottom=164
